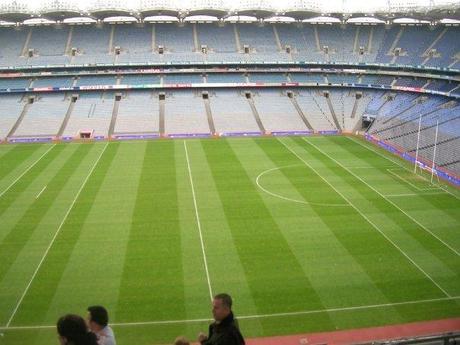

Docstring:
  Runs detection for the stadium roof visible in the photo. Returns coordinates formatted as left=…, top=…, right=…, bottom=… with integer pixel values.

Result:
left=0, top=0, right=459, bottom=23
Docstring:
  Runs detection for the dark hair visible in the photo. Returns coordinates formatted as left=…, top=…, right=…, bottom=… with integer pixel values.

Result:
left=57, top=314, right=98, bottom=345
left=214, top=293, right=232, bottom=309
left=87, top=306, right=109, bottom=327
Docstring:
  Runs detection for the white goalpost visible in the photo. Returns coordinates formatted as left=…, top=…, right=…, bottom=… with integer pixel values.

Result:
left=413, top=113, right=440, bottom=185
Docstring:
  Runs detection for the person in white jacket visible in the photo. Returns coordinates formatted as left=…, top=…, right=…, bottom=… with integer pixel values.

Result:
left=87, top=306, right=116, bottom=345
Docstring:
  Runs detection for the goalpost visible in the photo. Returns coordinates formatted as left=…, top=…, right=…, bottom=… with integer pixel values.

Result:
left=413, top=113, right=440, bottom=185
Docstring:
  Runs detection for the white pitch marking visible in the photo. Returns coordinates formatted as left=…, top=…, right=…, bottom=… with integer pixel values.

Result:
left=305, top=138, right=459, bottom=257
left=279, top=138, right=452, bottom=298
left=1, top=295, right=458, bottom=331
left=255, top=164, right=350, bottom=207
left=4, top=142, right=109, bottom=328
left=183, top=140, right=214, bottom=302
left=347, top=136, right=460, bottom=201
left=0, top=145, right=55, bottom=199
left=35, top=185, right=47, bottom=199
left=385, top=192, right=447, bottom=198
left=386, top=168, right=440, bottom=192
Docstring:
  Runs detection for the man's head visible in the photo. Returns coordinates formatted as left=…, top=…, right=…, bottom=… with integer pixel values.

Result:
left=87, top=306, right=109, bottom=332
left=212, top=293, right=232, bottom=322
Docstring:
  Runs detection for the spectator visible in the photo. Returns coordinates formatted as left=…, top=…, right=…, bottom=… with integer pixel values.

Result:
left=87, top=306, right=116, bottom=345
left=174, top=336, right=190, bottom=345
left=57, top=314, right=98, bottom=345
left=198, top=293, right=245, bottom=345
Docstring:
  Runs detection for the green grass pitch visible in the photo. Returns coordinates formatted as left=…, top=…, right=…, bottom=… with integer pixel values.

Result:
left=0, top=135, right=459, bottom=345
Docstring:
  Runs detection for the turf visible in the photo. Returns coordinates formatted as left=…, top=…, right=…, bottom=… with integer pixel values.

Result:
left=0, top=136, right=459, bottom=345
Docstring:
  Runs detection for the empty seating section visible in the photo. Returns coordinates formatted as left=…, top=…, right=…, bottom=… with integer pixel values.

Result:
left=0, top=27, right=28, bottom=66
left=394, top=77, right=426, bottom=88
left=364, top=91, right=387, bottom=114
left=276, top=24, right=308, bottom=54
left=238, top=24, right=278, bottom=53
left=426, top=80, right=457, bottom=92
left=369, top=96, right=460, bottom=174
left=115, top=91, right=159, bottom=133
left=0, top=94, right=23, bottom=139
left=32, top=77, right=73, bottom=88
left=329, top=90, right=357, bottom=129
left=0, top=78, right=30, bottom=89
left=163, top=74, right=203, bottom=84
left=394, top=27, right=442, bottom=65
left=425, top=28, right=459, bottom=67
left=210, top=91, right=260, bottom=133
left=28, top=26, right=68, bottom=57
left=197, top=24, right=236, bottom=53
left=76, top=76, right=116, bottom=86
left=295, top=90, right=337, bottom=130
left=71, top=25, right=111, bottom=64
left=121, top=74, right=160, bottom=85
left=375, top=26, right=401, bottom=63
left=376, top=75, right=395, bottom=85
left=252, top=90, right=307, bottom=131
left=164, top=91, right=209, bottom=134
left=248, top=73, right=287, bottom=83
left=114, top=24, right=152, bottom=55
left=156, top=24, right=194, bottom=53
left=300, top=26, right=326, bottom=61
left=317, top=26, right=357, bottom=63
left=360, top=75, right=379, bottom=84
left=63, top=93, right=114, bottom=137
left=14, top=94, right=69, bottom=136
left=0, top=24, right=458, bottom=67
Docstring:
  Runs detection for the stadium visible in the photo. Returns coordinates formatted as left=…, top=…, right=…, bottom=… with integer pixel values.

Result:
left=0, top=0, right=459, bottom=343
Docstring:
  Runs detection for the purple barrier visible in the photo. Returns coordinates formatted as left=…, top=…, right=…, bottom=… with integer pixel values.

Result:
left=364, top=133, right=460, bottom=187
left=113, top=134, right=160, bottom=140
left=62, top=136, right=74, bottom=141
left=271, top=131, right=313, bottom=136
left=318, top=130, right=340, bottom=135
left=94, top=136, right=105, bottom=141
left=220, top=132, right=262, bottom=137
left=167, top=133, right=211, bottom=138
left=8, top=137, right=53, bottom=143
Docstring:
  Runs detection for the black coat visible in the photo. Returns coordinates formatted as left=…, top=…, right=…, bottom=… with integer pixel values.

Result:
left=201, top=312, right=245, bottom=345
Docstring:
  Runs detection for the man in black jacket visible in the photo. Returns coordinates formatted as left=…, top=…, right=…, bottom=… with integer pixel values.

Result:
left=198, top=293, right=245, bottom=345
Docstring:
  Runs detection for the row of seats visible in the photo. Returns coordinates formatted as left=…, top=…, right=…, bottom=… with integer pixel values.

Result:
left=0, top=23, right=458, bottom=68
left=367, top=93, right=460, bottom=174
left=0, top=88, right=371, bottom=138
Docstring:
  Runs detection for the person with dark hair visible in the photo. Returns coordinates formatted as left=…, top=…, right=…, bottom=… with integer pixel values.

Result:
left=57, top=314, right=98, bottom=345
left=87, top=306, right=116, bottom=345
left=198, top=293, right=245, bottom=345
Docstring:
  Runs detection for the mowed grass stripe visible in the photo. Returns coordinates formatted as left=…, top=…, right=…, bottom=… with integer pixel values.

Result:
left=230, top=138, right=404, bottom=330
left=296, top=137, right=459, bottom=297
left=280, top=137, right=448, bottom=300
left=116, top=141, right=186, bottom=322
left=0, top=145, right=43, bottom=182
left=0, top=145, right=61, bottom=218
left=0, top=144, right=93, bottom=287
left=10, top=143, right=119, bottom=326
left=38, top=142, right=147, bottom=327
left=181, top=140, right=264, bottom=332
left=254, top=137, right=433, bottom=307
left=201, top=138, right=334, bottom=329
